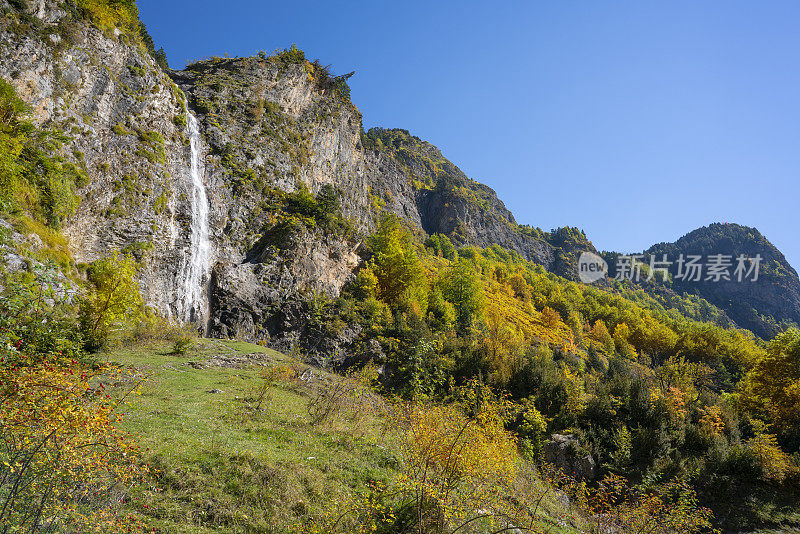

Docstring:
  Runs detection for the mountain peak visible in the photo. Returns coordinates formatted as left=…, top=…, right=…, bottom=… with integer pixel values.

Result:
left=643, top=222, right=800, bottom=337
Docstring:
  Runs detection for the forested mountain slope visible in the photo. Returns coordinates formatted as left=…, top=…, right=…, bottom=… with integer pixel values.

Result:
left=642, top=223, right=800, bottom=338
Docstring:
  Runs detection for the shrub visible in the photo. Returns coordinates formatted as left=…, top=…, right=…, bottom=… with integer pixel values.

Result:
left=588, top=475, right=713, bottom=534
left=245, top=364, right=300, bottom=419
left=389, top=397, right=537, bottom=534
left=169, top=333, right=195, bottom=356
left=125, top=313, right=189, bottom=343
left=307, top=366, right=378, bottom=428
left=0, top=267, right=83, bottom=364
left=173, top=112, right=187, bottom=129
left=0, top=360, right=148, bottom=532
left=72, top=0, right=141, bottom=37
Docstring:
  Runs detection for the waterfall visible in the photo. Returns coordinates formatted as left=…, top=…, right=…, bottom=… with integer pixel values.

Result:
left=176, top=111, right=212, bottom=325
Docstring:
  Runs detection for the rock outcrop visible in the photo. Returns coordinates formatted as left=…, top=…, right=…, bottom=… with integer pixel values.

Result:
left=543, top=433, right=597, bottom=481
left=0, top=0, right=200, bottom=318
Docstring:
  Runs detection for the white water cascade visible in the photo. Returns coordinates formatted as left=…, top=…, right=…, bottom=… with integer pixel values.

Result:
left=176, top=111, right=212, bottom=325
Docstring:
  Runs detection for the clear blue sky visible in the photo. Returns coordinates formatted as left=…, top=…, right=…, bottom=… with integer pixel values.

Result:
left=138, top=0, right=800, bottom=271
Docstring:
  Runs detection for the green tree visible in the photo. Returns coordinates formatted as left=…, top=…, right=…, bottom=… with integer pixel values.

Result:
left=426, top=286, right=456, bottom=331
left=352, top=266, right=378, bottom=300
left=613, top=322, right=636, bottom=359
left=742, top=328, right=800, bottom=440
left=424, top=233, right=457, bottom=260
left=439, top=259, right=484, bottom=334
left=518, top=398, right=548, bottom=460
left=78, top=252, right=143, bottom=350
left=367, top=215, right=428, bottom=314
left=315, top=184, right=340, bottom=216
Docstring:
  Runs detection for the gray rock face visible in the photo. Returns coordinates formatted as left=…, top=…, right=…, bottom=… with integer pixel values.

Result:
left=1, top=3, right=369, bottom=335
left=207, top=225, right=360, bottom=342
left=0, top=217, right=77, bottom=303
left=643, top=223, right=800, bottom=338
left=0, top=0, right=202, bottom=319
left=543, top=434, right=597, bottom=481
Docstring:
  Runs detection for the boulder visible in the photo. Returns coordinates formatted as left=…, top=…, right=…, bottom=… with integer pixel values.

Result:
left=543, top=433, right=597, bottom=481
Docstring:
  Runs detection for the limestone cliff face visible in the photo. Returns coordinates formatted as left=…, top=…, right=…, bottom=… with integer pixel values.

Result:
left=166, top=56, right=599, bottom=340
left=0, top=1, right=611, bottom=343
left=0, top=0, right=196, bottom=318
left=170, top=56, right=371, bottom=251
left=0, top=2, right=368, bottom=336
left=169, top=55, right=368, bottom=339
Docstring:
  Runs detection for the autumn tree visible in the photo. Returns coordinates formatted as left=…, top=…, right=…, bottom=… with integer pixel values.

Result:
left=78, top=251, right=143, bottom=350
left=0, top=361, right=148, bottom=532
left=426, top=286, right=456, bottom=331
left=0, top=261, right=147, bottom=531
left=424, top=233, right=457, bottom=260
left=517, top=398, right=548, bottom=460
left=507, top=272, right=531, bottom=302
left=613, top=322, right=636, bottom=359
left=540, top=306, right=561, bottom=329
left=367, top=215, right=428, bottom=315
left=481, top=304, right=524, bottom=386
left=391, top=398, right=540, bottom=534
left=439, top=259, right=484, bottom=334
left=742, top=328, right=800, bottom=441
left=590, top=319, right=615, bottom=354
left=746, top=420, right=796, bottom=482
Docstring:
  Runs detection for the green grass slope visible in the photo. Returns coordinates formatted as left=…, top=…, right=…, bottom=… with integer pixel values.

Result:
left=109, top=339, right=583, bottom=534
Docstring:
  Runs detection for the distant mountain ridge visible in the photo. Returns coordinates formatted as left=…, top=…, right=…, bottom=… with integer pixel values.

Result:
left=641, top=223, right=800, bottom=338
left=361, top=126, right=800, bottom=337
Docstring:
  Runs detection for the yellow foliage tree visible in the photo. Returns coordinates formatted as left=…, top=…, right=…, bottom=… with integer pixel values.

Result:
left=506, top=273, right=531, bottom=302
left=741, top=328, right=800, bottom=439
left=367, top=215, right=428, bottom=315
left=481, top=305, right=525, bottom=386
left=613, top=322, right=636, bottom=359
left=79, top=251, right=143, bottom=350
left=540, top=306, right=561, bottom=329
left=391, top=398, right=536, bottom=534
left=590, top=319, right=615, bottom=354
left=0, top=360, right=148, bottom=531
left=747, top=421, right=795, bottom=482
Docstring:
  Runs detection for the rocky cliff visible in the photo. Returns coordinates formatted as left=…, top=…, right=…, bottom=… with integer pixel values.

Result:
left=0, top=0, right=197, bottom=319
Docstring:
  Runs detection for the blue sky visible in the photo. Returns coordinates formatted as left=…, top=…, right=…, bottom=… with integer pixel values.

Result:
left=138, top=0, right=800, bottom=271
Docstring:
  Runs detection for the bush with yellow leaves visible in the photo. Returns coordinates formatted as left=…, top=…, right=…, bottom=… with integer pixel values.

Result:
left=589, top=474, right=714, bottom=534
left=0, top=359, right=149, bottom=532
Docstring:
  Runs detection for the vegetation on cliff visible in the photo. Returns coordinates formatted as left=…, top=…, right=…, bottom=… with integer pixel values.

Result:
left=0, top=79, right=85, bottom=230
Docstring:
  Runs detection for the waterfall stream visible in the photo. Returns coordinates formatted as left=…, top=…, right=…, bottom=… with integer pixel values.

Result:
left=176, top=111, right=212, bottom=324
